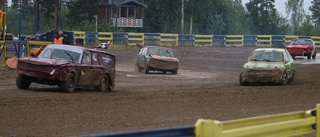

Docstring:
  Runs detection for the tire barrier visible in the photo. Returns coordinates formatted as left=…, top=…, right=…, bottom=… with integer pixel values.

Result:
left=71, top=31, right=320, bottom=48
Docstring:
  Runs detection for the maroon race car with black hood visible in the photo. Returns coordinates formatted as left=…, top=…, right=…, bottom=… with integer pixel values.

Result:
left=16, top=44, right=116, bottom=93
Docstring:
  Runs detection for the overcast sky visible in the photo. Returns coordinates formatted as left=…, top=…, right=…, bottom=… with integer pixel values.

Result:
left=242, top=0, right=312, bottom=17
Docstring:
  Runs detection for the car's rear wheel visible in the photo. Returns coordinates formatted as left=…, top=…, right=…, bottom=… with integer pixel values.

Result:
left=281, top=73, right=288, bottom=85
left=307, top=54, right=311, bottom=59
left=60, top=73, right=76, bottom=93
left=239, top=72, right=249, bottom=86
left=16, top=74, right=31, bottom=89
left=98, top=75, right=111, bottom=92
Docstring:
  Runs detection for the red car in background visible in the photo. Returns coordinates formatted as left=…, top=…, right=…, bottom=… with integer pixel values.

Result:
left=286, top=39, right=317, bottom=59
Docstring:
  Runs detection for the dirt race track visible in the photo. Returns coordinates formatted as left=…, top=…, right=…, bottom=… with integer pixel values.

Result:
left=1, top=46, right=320, bottom=137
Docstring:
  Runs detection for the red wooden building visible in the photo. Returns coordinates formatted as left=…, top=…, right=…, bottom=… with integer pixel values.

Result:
left=97, top=0, right=147, bottom=30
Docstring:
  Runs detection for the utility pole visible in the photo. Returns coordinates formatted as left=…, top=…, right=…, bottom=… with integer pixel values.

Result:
left=54, top=0, right=60, bottom=30
left=181, top=0, right=184, bottom=34
left=34, top=0, right=39, bottom=34
left=2, top=0, right=5, bottom=11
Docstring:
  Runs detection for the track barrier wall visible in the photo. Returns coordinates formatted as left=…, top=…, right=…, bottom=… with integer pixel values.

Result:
left=71, top=31, right=320, bottom=48
left=0, top=40, right=51, bottom=66
left=1, top=33, right=320, bottom=66
left=83, top=104, right=320, bottom=137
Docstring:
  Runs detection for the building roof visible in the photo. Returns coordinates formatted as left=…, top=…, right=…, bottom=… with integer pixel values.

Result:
left=98, top=0, right=147, bottom=8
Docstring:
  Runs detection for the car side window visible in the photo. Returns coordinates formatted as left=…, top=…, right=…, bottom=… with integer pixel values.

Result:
left=282, top=52, right=288, bottom=62
left=142, top=48, right=148, bottom=54
left=138, top=48, right=143, bottom=54
left=82, top=51, right=92, bottom=65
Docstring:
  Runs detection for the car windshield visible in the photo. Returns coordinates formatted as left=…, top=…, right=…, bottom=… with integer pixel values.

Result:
left=39, top=48, right=81, bottom=62
left=290, top=40, right=310, bottom=45
left=147, top=48, right=174, bottom=57
left=249, top=51, right=283, bottom=62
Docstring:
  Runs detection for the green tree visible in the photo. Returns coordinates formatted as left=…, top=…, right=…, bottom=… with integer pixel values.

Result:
left=309, top=0, right=320, bottom=27
left=226, top=0, right=253, bottom=34
left=298, top=15, right=314, bottom=36
left=144, top=0, right=162, bottom=33
left=65, top=0, right=100, bottom=30
left=246, top=0, right=279, bottom=34
left=285, top=0, right=305, bottom=34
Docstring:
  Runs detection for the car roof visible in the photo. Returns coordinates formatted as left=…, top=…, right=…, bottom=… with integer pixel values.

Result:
left=47, top=44, right=115, bottom=56
left=291, top=39, right=313, bottom=41
left=143, top=46, right=172, bottom=50
left=254, top=48, right=286, bottom=52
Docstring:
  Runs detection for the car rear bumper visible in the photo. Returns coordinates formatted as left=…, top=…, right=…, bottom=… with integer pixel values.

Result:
left=289, top=53, right=311, bottom=57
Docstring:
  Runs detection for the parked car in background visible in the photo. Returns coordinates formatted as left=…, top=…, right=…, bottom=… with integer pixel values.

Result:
left=239, top=48, right=295, bottom=86
left=286, top=39, right=316, bottom=59
left=16, top=44, right=116, bottom=93
left=135, top=46, right=179, bottom=74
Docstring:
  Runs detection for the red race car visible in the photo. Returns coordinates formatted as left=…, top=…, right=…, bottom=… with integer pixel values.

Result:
left=286, top=39, right=317, bottom=59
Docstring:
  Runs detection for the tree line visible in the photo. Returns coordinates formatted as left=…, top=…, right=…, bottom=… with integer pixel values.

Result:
left=3, top=0, right=320, bottom=36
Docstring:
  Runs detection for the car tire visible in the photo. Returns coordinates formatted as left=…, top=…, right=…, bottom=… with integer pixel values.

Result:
left=290, top=70, right=295, bottom=82
left=281, top=73, right=288, bottom=85
left=16, top=74, right=31, bottom=89
left=162, top=71, right=167, bottom=74
left=98, top=75, right=112, bottom=92
left=171, top=69, right=178, bottom=74
left=144, top=65, right=149, bottom=74
left=312, top=51, right=316, bottom=59
left=291, top=55, right=295, bottom=59
left=239, top=73, right=249, bottom=86
left=60, top=73, right=76, bottom=93
left=307, top=54, right=311, bottom=59
left=135, top=63, right=141, bottom=72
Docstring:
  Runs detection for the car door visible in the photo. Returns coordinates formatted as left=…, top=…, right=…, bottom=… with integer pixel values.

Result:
left=77, top=50, right=97, bottom=86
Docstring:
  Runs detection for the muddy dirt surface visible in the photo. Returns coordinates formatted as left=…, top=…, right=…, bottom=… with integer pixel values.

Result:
left=1, top=46, right=320, bottom=137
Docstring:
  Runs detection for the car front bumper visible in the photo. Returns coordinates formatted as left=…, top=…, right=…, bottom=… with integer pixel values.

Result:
left=149, top=58, right=179, bottom=70
left=241, top=70, right=282, bottom=83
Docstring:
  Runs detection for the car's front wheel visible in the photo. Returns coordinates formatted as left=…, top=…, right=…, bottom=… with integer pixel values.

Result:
left=135, top=62, right=141, bottom=72
left=144, top=65, right=150, bottom=74
left=281, top=72, right=288, bottom=85
left=60, top=73, right=76, bottom=93
left=98, top=75, right=111, bottom=92
left=171, top=69, right=178, bottom=74
left=16, top=74, right=31, bottom=89
left=239, top=72, right=249, bottom=86
left=307, top=53, right=311, bottom=59
left=290, top=70, right=295, bottom=82
left=312, top=50, right=317, bottom=59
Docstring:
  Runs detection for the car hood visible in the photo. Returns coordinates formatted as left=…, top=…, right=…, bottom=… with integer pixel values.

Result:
left=287, top=44, right=309, bottom=48
left=150, top=55, right=179, bottom=62
left=243, top=61, right=285, bottom=70
left=18, top=57, right=75, bottom=66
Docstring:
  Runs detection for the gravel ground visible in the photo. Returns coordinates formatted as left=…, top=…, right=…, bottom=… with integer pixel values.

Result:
left=0, top=46, right=319, bottom=136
